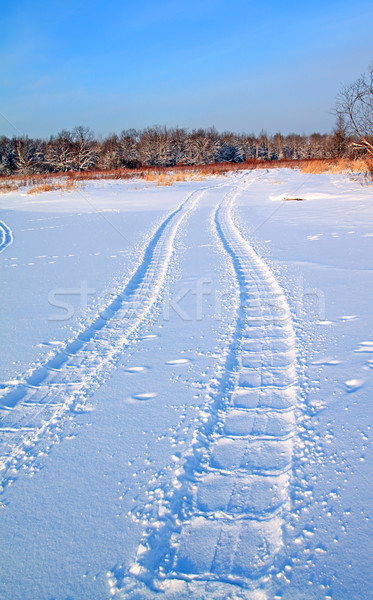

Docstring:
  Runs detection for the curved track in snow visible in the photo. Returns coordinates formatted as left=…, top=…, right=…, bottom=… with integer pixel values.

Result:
left=0, top=187, right=207, bottom=493
left=0, top=220, right=13, bottom=254
left=111, top=180, right=298, bottom=598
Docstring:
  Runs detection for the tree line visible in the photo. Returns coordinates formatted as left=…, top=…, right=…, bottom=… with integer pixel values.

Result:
left=0, top=127, right=353, bottom=176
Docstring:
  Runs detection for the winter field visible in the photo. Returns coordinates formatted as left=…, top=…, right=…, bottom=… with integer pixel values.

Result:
left=0, top=168, right=372, bottom=600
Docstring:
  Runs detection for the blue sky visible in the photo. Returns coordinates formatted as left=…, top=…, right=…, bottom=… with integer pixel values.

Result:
left=1, top=0, right=372, bottom=138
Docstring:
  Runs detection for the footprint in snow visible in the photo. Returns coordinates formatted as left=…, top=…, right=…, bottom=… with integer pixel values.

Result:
left=165, top=359, right=190, bottom=366
left=311, top=357, right=341, bottom=366
left=132, top=392, right=158, bottom=401
left=307, top=234, right=323, bottom=241
left=124, top=366, right=147, bottom=373
left=344, top=379, right=365, bottom=393
left=355, top=342, right=373, bottom=353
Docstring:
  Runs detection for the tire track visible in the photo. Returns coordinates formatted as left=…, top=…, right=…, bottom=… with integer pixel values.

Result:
left=0, top=186, right=207, bottom=494
left=111, top=178, right=298, bottom=598
left=0, top=220, right=13, bottom=254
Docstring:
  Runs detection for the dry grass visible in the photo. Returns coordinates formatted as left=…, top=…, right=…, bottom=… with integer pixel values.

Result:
left=0, top=160, right=262, bottom=188
left=27, top=179, right=78, bottom=195
left=365, top=158, right=373, bottom=179
left=0, top=156, right=371, bottom=194
left=27, top=182, right=63, bottom=194
left=141, top=168, right=215, bottom=186
left=81, top=157, right=371, bottom=181
left=296, top=158, right=369, bottom=174
left=0, top=181, right=22, bottom=194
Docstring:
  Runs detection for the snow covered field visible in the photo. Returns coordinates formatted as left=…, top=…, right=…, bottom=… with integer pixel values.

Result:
left=0, top=169, right=372, bottom=600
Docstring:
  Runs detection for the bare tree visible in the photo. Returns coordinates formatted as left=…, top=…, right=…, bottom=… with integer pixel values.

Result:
left=99, top=134, right=122, bottom=170
left=119, top=129, right=139, bottom=168
left=72, top=126, right=98, bottom=171
left=335, top=63, right=373, bottom=157
left=47, top=130, right=75, bottom=172
left=329, top=114, right=349, bottom=158
left=13, top=137, right=43, bottom=174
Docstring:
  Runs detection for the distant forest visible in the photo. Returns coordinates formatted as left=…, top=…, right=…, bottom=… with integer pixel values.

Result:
left=0, top=124, right=355, bottom=176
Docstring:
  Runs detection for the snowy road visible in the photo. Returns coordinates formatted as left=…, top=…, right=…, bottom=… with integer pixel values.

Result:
left=0, top=170, right=372, bottom=600
left=0, top=184, right=211, bottom=491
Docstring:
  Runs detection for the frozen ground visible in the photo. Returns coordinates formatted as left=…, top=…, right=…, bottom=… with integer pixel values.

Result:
left=0, top=169, right=372, bottom=600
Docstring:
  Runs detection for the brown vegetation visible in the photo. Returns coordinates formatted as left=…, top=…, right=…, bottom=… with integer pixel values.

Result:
left=295, top=158, right=370, bottom=174
left=26, top=179, right=78, bottom=194
left=0, top=158, right=370, bottom=195
left=0, top=181, right=21, bottom=193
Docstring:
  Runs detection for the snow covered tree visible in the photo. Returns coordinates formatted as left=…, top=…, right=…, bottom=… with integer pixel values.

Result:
left=137, top=127, right=173, bottom=166
left=47, top=130, right=75, bottom=172
left=99, top=135, right=122, bottom=170
left=13, top=137, right=44, bottom=174
left=71, top=126, right=98, bottom=171
left=119, top=129, right=140, bottom=168
left=219, top=133, right=245, bottom=162
left=169, top=128, right=187, bottom=165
